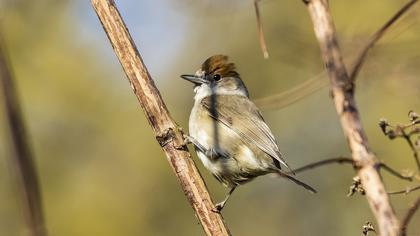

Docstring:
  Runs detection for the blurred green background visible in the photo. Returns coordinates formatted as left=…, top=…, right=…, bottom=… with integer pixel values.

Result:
left=0, top=0, right=419, bottom=235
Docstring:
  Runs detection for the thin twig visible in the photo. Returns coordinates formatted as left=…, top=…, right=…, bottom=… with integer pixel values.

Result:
left=254, top=70, right=328, bottom=110
left=380, top=113, right=420, bottom=171
left=255, top=0, right=418, bottom=111
left=401, top=129, right=420, bottom=171
left=0, top=30, right=47, bottom=236
left=289, top=157, right=412, bottom=181
left=399, top=197, right=420, bottom=236
left=254, top=0, right=269, bottom=59
left=291, top=157, right=354, bottom=174
left=378, top=162, right=413, bottom=181
left=90, top=1, right=230, bottom=235
left=388, top=185, right=420, bottom=195
left=350, top=0, right=418, bottom=82
left=256, top=0, right=417, bottom=110
left=304, top=0, right=400, bottom=235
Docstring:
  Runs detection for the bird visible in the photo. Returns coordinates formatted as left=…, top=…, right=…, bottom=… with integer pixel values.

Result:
left=181, top=55, right=316, bottom=212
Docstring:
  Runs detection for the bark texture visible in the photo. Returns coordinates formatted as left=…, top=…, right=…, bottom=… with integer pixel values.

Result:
left=91, top=1, right=231, bottom=235
left=305, top=1, right=400, bottom=235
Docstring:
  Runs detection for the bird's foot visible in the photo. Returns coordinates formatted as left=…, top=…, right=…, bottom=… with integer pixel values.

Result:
left=205, top=148, right=218, bottom=160
left=211, top=202, right=225, bottom=213
left=183, top=135, right=208, bottom=153
left=182, top=134, right=192, bottom=146
left=183, top=135, right=228, bottom=160
left=205, top=148, right=229, bottom=160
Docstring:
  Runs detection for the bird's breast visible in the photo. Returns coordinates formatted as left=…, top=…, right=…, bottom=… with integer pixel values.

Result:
left=189, top=103, right=224, bottom=170
left=188, top=100, right=273, bottom=186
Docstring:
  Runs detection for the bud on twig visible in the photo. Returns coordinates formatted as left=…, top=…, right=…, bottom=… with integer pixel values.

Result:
left=408, top=110, right=418, bottom=123
left=347, top=176, right=365, bottom=197
left=362, top=221, right=376, bottom=235
left=379, top=118, right=389, bottom=134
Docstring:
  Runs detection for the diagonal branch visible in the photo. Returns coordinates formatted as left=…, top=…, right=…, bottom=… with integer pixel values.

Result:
left=255, top=0, right=417, bottom=111
left=254, top=0, right=269, bottom=59
left=90, top=1, right=230, bottom=235
left=0, top=30, right=47, bottom=236
left=304, top=0, right=400, bottom=235
left=401, top=129, right=420, bottom=171
left=349, top=0, right=418, bottom=82
left=254, top=70, right=328, bottom=110
left=399, top=197, right=420, bottom=236
left=402, top=130, right=420, bottom=170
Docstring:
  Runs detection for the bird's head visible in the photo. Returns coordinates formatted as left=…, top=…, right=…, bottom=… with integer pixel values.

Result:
left=181, top=55, right=249, bottom=100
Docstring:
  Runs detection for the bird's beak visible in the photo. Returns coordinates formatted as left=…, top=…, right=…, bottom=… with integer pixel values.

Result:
left=180, top=74, right=207, bottom=85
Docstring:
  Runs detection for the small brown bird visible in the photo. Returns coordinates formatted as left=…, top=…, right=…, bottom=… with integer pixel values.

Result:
left=181, top=55, right=316, bottom=212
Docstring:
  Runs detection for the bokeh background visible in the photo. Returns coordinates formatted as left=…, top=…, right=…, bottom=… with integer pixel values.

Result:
left=0, top=0, right=419, bottom=235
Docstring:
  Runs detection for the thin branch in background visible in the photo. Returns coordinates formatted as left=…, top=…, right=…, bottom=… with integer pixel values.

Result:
left=402, top=133, right=420, bottom=170
left=254, top=70, right=328, bottom=110
left=90, top=1, right=230, bottom=235
left=388, top=185, right=420, bottom=195
left=254, top=0, right=269, bottom=59
left=304, top=0, right=400, bottom=234
left=0, top=30, right=47, bottom=236
left=378, top=162, right=413, bottom=181
left=400, top=197, right=420, bottom=236
left=255, top=0, right=418, bottom=112
left=349, top=0, right=418, bottom=82
left=289, top=157, right=412, bottom=181
left=291, top=157, right=354, bottom=174
left=379, top=111, right=420, bottom=171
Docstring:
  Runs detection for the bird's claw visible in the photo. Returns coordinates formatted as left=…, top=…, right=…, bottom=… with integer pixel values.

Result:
left=205, top=148, right=229, bottom=160
left=211, top=203, right=224, bottom=213
left=205, top=148, right=217, bottom=160
left=182, top=134, right=192, bottom=146
left=183, top=135, right=228, bottom=160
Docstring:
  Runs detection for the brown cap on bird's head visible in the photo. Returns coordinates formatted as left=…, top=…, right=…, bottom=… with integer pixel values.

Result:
left=201, top=55, right=240, bottom=78
left=180, top=54, right=249, bottom=97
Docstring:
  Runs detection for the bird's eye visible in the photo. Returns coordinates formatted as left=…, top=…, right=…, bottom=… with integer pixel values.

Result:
left=213, top=74, right=222, bottom=81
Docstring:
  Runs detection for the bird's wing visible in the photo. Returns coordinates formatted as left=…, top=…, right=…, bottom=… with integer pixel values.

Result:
left=201, top=95, right=291, bottom=170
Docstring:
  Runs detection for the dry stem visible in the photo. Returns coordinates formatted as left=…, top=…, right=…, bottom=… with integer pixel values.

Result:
left=0, top=30, right=47, bottom=236
left=256, top=0, right=417, bottom=111
left=400, top=197, right=420, bottom=236
left=290, top=157, right=412, bottom=181
left=304, top=0, right=400, bottom=235
left=254, top=0, right=269, bottom=59
left=350, top=0, right=418, bottom=81
left=91, top=1, right=230, bottom=235
left=388, top=185, right=420, bottom=195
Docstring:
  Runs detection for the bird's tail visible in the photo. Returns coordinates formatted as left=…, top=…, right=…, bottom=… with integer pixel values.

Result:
left=275, top=171, right=317, bottom=194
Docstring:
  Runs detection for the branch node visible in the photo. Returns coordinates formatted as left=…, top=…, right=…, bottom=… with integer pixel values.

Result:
left=155, top=128, right=177, bottom=148
left=91, top=0, right=231, bottom=234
